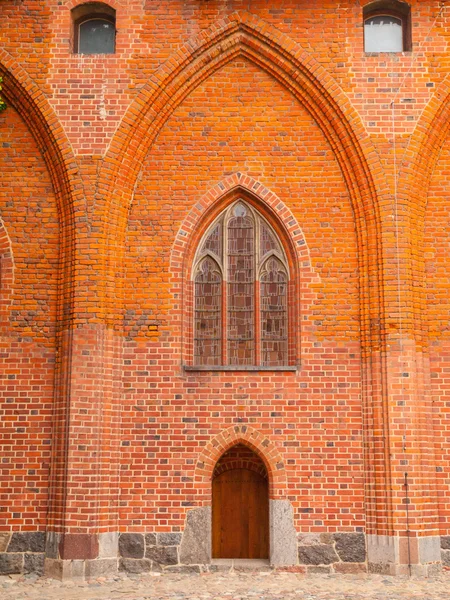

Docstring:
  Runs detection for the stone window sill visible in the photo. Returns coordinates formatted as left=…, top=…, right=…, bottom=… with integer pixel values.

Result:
left=183, top=365, right=298, bottom=372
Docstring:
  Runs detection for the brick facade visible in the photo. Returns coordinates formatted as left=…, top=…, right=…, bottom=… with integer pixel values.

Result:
left=0, top=0, right=450, bottom=579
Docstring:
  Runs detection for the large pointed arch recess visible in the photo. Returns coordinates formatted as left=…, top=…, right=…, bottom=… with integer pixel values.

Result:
left=99, top=11, right=387, bottom=334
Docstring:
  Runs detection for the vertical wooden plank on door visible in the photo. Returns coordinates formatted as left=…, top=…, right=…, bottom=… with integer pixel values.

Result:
left=212, top=468, right=269, bottom=559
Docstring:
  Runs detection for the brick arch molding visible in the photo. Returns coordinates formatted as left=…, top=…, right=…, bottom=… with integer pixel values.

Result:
left=0, top=49, right=84, bottom=235
left=65, top=0, right=122, bottom=10
left=195, top=425, right=287, bottom=502
left=170, top=173, right=319, bottom=365
left=0, top=48, right=87, bottom=536
left=0, top=48, right=85, bottom=331
left=170, top=173, right=318, bottom=279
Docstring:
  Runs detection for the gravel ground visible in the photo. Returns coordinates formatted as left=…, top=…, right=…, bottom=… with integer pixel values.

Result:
left=1, top=569, right=450, bottom=600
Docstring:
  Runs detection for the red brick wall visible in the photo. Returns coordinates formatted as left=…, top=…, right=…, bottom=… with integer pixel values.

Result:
left=120, top=58, right=364, bottom=534
left=0, top=0, right=449, bottom=560
left=0, top=105, right=59, bottom=532
left=426, top=136, right=450, bottom=538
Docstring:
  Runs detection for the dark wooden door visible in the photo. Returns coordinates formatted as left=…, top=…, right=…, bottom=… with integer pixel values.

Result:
left=212, top=468, right=269, bottom=559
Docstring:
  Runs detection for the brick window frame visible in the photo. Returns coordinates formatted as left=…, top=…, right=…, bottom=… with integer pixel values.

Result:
left=181, top=188, right=302, bottom=372
left=172, top=175, right=319, bottom=373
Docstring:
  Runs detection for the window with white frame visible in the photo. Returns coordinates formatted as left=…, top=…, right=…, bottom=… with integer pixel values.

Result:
left=192, top=201, right=290, bottom=368
left=363, top=1, right=411, bottom=53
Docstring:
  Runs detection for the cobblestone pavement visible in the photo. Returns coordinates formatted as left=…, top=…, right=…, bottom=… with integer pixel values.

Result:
left=2, top=569, right=450, bottom=600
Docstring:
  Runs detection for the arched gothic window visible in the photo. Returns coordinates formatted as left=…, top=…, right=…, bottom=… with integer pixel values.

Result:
left=193, top=201, right=289, bottom=367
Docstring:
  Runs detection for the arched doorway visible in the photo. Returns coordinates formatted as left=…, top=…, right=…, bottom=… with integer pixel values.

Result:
left=212, top=444, right=269, bottom=559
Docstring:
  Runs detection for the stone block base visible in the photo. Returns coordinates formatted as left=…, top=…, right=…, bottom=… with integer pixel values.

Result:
left=0, top=532, right=45, bottom=576
left=367, top=534, right=442, bottom=577
left=44, top=558, right=118, bottom=581
left=297, top=532, right=367, bottom=574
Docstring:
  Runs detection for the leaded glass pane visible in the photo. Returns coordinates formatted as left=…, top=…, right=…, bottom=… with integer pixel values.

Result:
left=260, top=222, right=280, bottom=257
left=227, top=210, right=255, bottom=365
left=79, top=19, right=115, bottom=54
left=201, top=223, right=222, bottom=259
left=194, top=257, right=222, bottom=366
left=260, top=257, right=288, bottom=366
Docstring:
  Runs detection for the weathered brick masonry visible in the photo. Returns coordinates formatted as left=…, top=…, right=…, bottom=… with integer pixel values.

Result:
left=1, top=0, right=450, bottom=580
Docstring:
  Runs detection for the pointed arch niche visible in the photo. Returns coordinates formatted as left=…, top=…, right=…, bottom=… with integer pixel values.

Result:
left=173, top=175, right=318, bottom=371
left=212, top=444, right=269, bottom=559
left=183, top=425, right=298, bottom=566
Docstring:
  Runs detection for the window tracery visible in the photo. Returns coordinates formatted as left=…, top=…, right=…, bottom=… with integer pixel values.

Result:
left=193, top=201, right=290, bottom=368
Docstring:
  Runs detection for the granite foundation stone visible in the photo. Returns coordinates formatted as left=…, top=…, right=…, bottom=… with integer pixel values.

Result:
left=334, top=533, right=366, bottom=563
left=7, top=532, right=45, bottom=553
left=85, top=558, right=117, bottom=579
left=0, top=553, right=24, bottom=575
left=298, top=544, right=339, bottom=565
left=118, top=533, right=144, bottom=559
left=158, top=533, right=182, bottom=546
left=269, top=499, right=298, bottom=566
left=441, top=549, right=450, bottom=567
left=179, top=507, right=211, bottom=565
left=98, top=532, right=118, bottom=559
left=441, top=536, right=450, bottom=550
left=45, top=532, right=60, bottom=559
left=145, top=545, right=178, bottom=566
left=119, top=558, right=152, bottom=573
left=24, top=553, right=45, bottom=575
left=145, top=533, right=157, bottom=546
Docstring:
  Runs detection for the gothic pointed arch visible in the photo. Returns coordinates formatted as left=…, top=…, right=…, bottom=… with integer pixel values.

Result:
left=0, top=49, right=84, bottom=229
left=169, top=174, right=319, bottom=368
left=0, top=48, right=84, bottom=331
left=99, top=10, right=389, bottom=343
left=0, top=49, right=88, bottom=540
left=395, top=74, right=450, bottom=347
left=105, top=12, right=392, bottom=541
left=195, top=425, right=287, bottom=501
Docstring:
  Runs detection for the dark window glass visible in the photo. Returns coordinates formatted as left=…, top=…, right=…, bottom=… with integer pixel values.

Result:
left=227, top=204, right=255, bottom=366
left=79, top=19, right=115, bottom=54
left=194, top=257, right=222, bottom=366
left=260, top=257, right=288, bottom=366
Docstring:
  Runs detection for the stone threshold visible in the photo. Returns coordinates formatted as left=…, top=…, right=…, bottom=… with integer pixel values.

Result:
left=211, top=558, right=271, bottom=569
